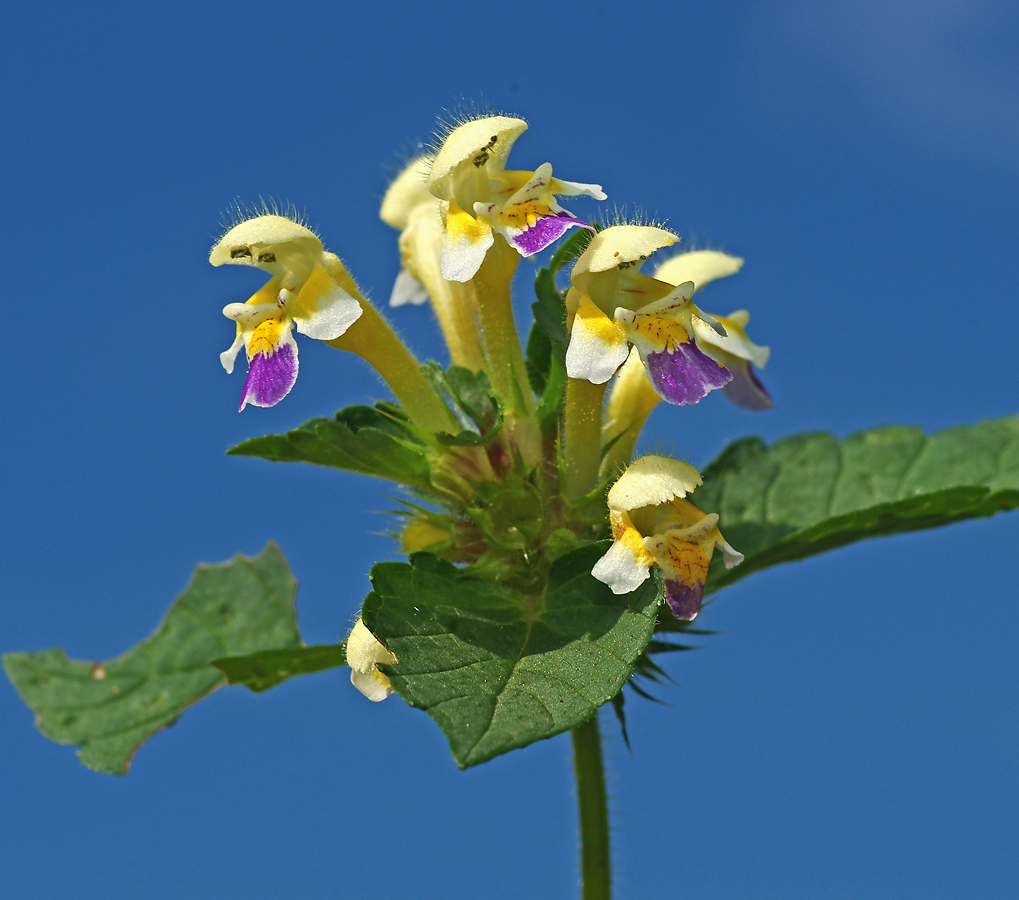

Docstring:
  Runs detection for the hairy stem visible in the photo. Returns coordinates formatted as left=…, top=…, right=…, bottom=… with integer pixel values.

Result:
left=572, top=715, right=611, bottom=900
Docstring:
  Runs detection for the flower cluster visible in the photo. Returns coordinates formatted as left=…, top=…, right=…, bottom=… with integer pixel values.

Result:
left=207, top=113, right=773, bottom=700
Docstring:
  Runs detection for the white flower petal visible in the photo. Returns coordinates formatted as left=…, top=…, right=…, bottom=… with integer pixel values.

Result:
left=565, top=304, right=629, bottom=384
left=210, top=214, right=323, bottom=268
left=717, top=538, right=744, bottom=569
left=428, top=116, right=528, bottom=200
left=691, top=313, right=769, bottom=367
left=573, top=225, right=680, bottom=276
left=346, top=618, right=397, bottom=670
left=346, top=618, right=397, bottom=702
left=591, top=539, right=653, bottom=595
left=550, top=175, right=607, bottom=201
left=219, top=330, right=244, bottom=374
left=293, top=287, right=362, bottom=340
left=389, top=267, right=429, bottom=307
left=350, top=668, right=395, bottom=702
left=222, top=301, right=279, bottom=324
left=440, top=218, right=494, bottom=282
left=380, top=155, right=434, bottom=231
left=504, top=162, right=555, bottom=207
left=292, top=265, right=363, bottom=340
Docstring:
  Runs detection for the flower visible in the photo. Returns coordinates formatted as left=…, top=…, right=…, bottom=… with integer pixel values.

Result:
left=565, top=225, right=737, bottom=406
left=591, top=455, right=743, bottom=620
left=426, top=115, right=607, bottom=282
left=210, top=214, right=364, bottom=410
left=653, top=250, right=772, bottom=410
left=380, top=155, right=486, bottom=371
left=345, top=618, right=398, bottom=702
left=379, top=155, right=435, bottom=309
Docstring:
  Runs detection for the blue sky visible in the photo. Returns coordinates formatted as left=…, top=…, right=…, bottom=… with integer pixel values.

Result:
left=2, top=1, right=1017, bottom=897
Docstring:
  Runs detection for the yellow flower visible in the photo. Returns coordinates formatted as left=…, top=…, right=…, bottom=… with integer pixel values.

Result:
left=591, top=455, right=743, bottom=620
left=426, top=116, right=606, bottom=282
left=654, top=250, right=772, bottom=409
left=345, top=618, right=398, bottom=702
left=211, top=214, right=363, bottom=410
left=564, top=226, right=733, bottom=406
left=380, top=155, right=486, bottom=370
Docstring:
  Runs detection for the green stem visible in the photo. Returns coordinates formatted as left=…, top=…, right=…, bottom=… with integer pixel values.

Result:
left=572, top=715, right=611, bottom=900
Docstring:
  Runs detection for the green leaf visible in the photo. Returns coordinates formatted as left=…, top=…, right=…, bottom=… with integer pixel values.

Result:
left=525, top=320, right=552, bottom=396
left=536, top=352, right=567, bottom=434
left=361, top=543, right=662, bottom=768
left=228, top=403, right=433, bottom=491
left=697, top=416, right=1019, bottom=592
left=3, top=544, right=300, bottom=775
left=212, top=644, right=347, bottom=693
left=528, top=265, right=570, bottom=426
left=532, top=268, right=570, bottom=344
left=425, top=363, right=505, bottom=447
left=464, top=480, right=544, bottom=549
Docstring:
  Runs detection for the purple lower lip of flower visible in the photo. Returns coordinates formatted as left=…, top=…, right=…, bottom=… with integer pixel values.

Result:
left=722, top=361, right=773, bottom=410
left=239, top=343, right=298, bottom=411
left=664, top=578, right=704, bottom=620
left=511, top=212, right=593, bottom=256
left=645, top=341, right=733, bottom=405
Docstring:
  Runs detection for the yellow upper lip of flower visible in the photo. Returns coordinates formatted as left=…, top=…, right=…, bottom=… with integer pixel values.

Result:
left=606, top=455, right=703, bottom=511
left=380, top=155, right=436, bottom=231
left=427, top=115, right=528, bottom=201
left=209, top=215, right=323, bottom=268
left=573, top=225, right=679, bottom=276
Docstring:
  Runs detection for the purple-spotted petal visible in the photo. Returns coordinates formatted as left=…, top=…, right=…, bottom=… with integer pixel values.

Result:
left=644, top=341, right=732, bottom=405
left=510, top=212, right=592, bottom=256
left=664, top=578, right=704, bottom=621
left=239, top=340, right=298, bottom=411
left=722, top=359, right=774, bottom=410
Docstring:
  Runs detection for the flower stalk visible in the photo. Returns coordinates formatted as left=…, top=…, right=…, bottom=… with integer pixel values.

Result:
left=209, top=116, right=769, bottom=900
left=572, top=715, right=612, bottom=900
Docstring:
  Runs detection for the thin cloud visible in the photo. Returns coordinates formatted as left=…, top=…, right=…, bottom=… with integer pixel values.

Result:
left=780, top=0, right=1019, bottom=170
